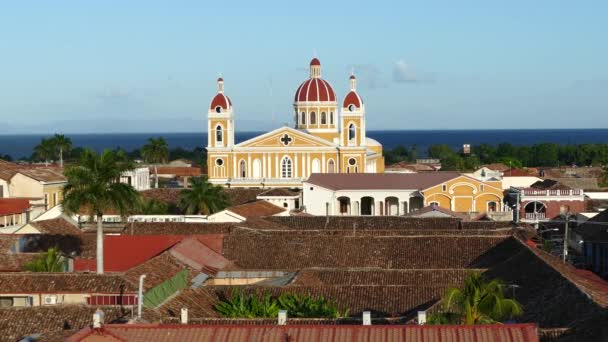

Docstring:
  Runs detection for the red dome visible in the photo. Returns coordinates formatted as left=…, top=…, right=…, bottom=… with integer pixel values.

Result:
left=343, top=91, right=362, bottom=109
left=294, top=78, right=336, bottom=102
left=210, top=93, right=232, bottom=111
left=310, top=58, right=321, bottom=66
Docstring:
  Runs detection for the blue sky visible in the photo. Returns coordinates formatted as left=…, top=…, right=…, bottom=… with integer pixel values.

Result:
left=0, top=1, right=606, bottom=133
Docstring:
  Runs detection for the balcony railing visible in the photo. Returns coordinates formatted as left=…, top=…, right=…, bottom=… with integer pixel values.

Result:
left=521, top=189, right=582, bottom=197
left=524, top=212, right=546, bottom=220
left=228, top=177, right=306, bottom=184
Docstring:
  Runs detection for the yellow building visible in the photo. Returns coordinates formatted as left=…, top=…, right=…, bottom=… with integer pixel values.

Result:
left=420, top=175, right=504, bottom=213
left=207, top=58, right=384, bottom=188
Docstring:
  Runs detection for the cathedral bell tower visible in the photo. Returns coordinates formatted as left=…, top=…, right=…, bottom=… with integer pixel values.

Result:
left=207, top=77, right=234, bottom=149
left=340, top=74, right=366, bottom=147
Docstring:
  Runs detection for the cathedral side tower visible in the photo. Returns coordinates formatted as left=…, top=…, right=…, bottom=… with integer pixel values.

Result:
left=340, top=74, right=366, bottom=147
left=293, top=58, right=339, bottom=143
left=207, top=77, right=234, bottom=149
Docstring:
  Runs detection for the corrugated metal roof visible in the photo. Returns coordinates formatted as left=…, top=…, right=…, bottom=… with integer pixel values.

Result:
left=68, top=323, right=539, bottom=342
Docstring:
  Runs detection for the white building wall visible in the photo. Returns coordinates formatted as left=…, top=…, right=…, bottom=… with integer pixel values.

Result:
left=303, top=182, right=419, bottom=216
left=0, top=179, right=9, bottom=197
left=502, top=177, right=542, bottom=190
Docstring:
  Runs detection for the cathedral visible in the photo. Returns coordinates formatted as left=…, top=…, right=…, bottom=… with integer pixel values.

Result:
left=206, top=58, right=384, bottom=188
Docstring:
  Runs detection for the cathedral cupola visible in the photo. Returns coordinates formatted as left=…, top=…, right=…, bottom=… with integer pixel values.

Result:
left=310, top=58, right=321, bottom=78
left=343, top=74, right=363, bottom=111
left=210, top=77, right=232, bottom=113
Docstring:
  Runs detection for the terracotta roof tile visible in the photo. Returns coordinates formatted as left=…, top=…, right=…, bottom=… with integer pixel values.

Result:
left=227, top=200, right=286, bottom=219
left=0, top=273, right=137, bottom=293
left=125, top=222, right=234, bottom=235
left=0, top=306, right=132, bottom=342
left=306, top=172, right=460, bottom=190
left=17, top=168, right=66, bottom=182
left=258, top=188, right=301, bottom=197
left=154, top=166, right=202, bottom=177
left=69, top=323, right=539, bottom=342
left=28, top=217, right=82, bottom=235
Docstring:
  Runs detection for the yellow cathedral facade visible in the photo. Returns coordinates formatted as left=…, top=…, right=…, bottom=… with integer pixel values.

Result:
left=206, top=58, right=384, bottom=188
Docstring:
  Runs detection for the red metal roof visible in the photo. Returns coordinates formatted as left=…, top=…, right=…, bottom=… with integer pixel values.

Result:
left=310, top=57, right=321, bottom=66
left=73, top=234, right=224, bottom=272
left=169, top=237, right=231, bottom=275
left=294, top=78, right=336, bottom=102
left=68, top=323, right=539, bottom=342
left=210, top=93, right=232, bottom=110
left=343, top=90, right=362, bottom=109
left=0, top=198, right=30, bottom=216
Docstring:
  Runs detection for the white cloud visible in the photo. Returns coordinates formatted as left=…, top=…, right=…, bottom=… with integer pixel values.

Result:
left=392, top=60, right=435, bottom=83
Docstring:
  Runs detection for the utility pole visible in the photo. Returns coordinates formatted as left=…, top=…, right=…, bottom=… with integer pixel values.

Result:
left=562, top=213, right=570, bottom=263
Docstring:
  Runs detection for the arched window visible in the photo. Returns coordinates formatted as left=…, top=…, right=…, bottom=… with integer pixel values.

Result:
left=330, top=112, right=334, bottom=125
left=321, top=112, right=327, bottom=124
left=281, top=156, right=292, bottom=178
left=310, top=112, right=316, bottom=125
left=301, top=112, right=306, bottom=125
left=215, top=125, right=223, bottom=144
left=348, top=123, right=356, bottom=141
left=312, top=159, right=320, bottom=173
left=239, top=160, right=247, bottom=178
left=487, top=201, right=498, bottom=212
left=327, top=159, right=335, bottom=173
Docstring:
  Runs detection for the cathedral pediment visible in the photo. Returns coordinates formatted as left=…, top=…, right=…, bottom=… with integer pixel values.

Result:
left=236, top=127, right=337, bottom=148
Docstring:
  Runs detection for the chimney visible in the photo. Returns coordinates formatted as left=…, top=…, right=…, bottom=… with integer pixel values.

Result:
left=180, top=308, right=188, bottom=324
left=278, top=310, right=287, bottom=325
left=417, top=311, right=427, bottom=325
left=362, top=311, right=371, bottom=326
left=93, top=309, right=105, bottom=328
left=137, top=275, right=147, bottom=320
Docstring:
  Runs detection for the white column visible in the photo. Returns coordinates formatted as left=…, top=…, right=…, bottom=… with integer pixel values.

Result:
left=321, top=153, right=326, bottom=173
left=294, top=152, right=299, bottom=178
left=262, top=153, right=266, bottom=178
left=307, top=153, right=311, bottom=177
left=247, top=154, right=252, bottom=178
left=232, top=155, right=237, bottom=178
left=275, top=153, right=279, bottom=178
left=267, top=153, right=272, bottom=178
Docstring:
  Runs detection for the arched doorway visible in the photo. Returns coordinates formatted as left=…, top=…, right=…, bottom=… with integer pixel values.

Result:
left=524, top=201, right=546, bottom=220
left=361, top=197, right=374, bottom=216
left=410, top=196, right=424, bottom=211
left=337, top=196, right=351, bottom=215
left=385, top=197, right=399, bottom=216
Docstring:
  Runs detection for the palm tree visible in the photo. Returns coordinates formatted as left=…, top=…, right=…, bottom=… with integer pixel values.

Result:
left=433, top=272, right=523, bottom=324
left=24, top=247, right=66, bottom=272
left=34, top=138, right=55, bottom=166
left=141, top=137, right=169, bottom=188
left=178, top=176, right=229, bottom=215
left=62, top=149, right=139, bottom=274
left=50, top=134, right=72, bottom=167
left=428, top=272, right=523, bottom=325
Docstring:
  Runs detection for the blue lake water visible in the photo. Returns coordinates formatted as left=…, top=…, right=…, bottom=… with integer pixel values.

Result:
left=1, top=129, right=608, bottom=159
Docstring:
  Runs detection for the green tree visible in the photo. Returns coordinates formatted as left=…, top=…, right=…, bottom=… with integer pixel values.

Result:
left=428, top=144, right=455, bottom=159
left=139, top=198, right=169, bottom=215
left=34, top=138, right=55, bottom=166
left=533, top=143, right=559, bottom=166
left=141, top=137, right=169, bottom=188
left=496, top=157, right=523, bottom=169
left=24, top=247, right=66, bottom=272
left=214, top=290, right=347, bottom=319
left=441, top=154, right=464, bottom=171
left=178, top=176, right=229, bottom=214
left=49, top=134, right=73, bottom=167
left=62, top=149, right=139, bottom=274
left=428, top=272, right=522, bottom=325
